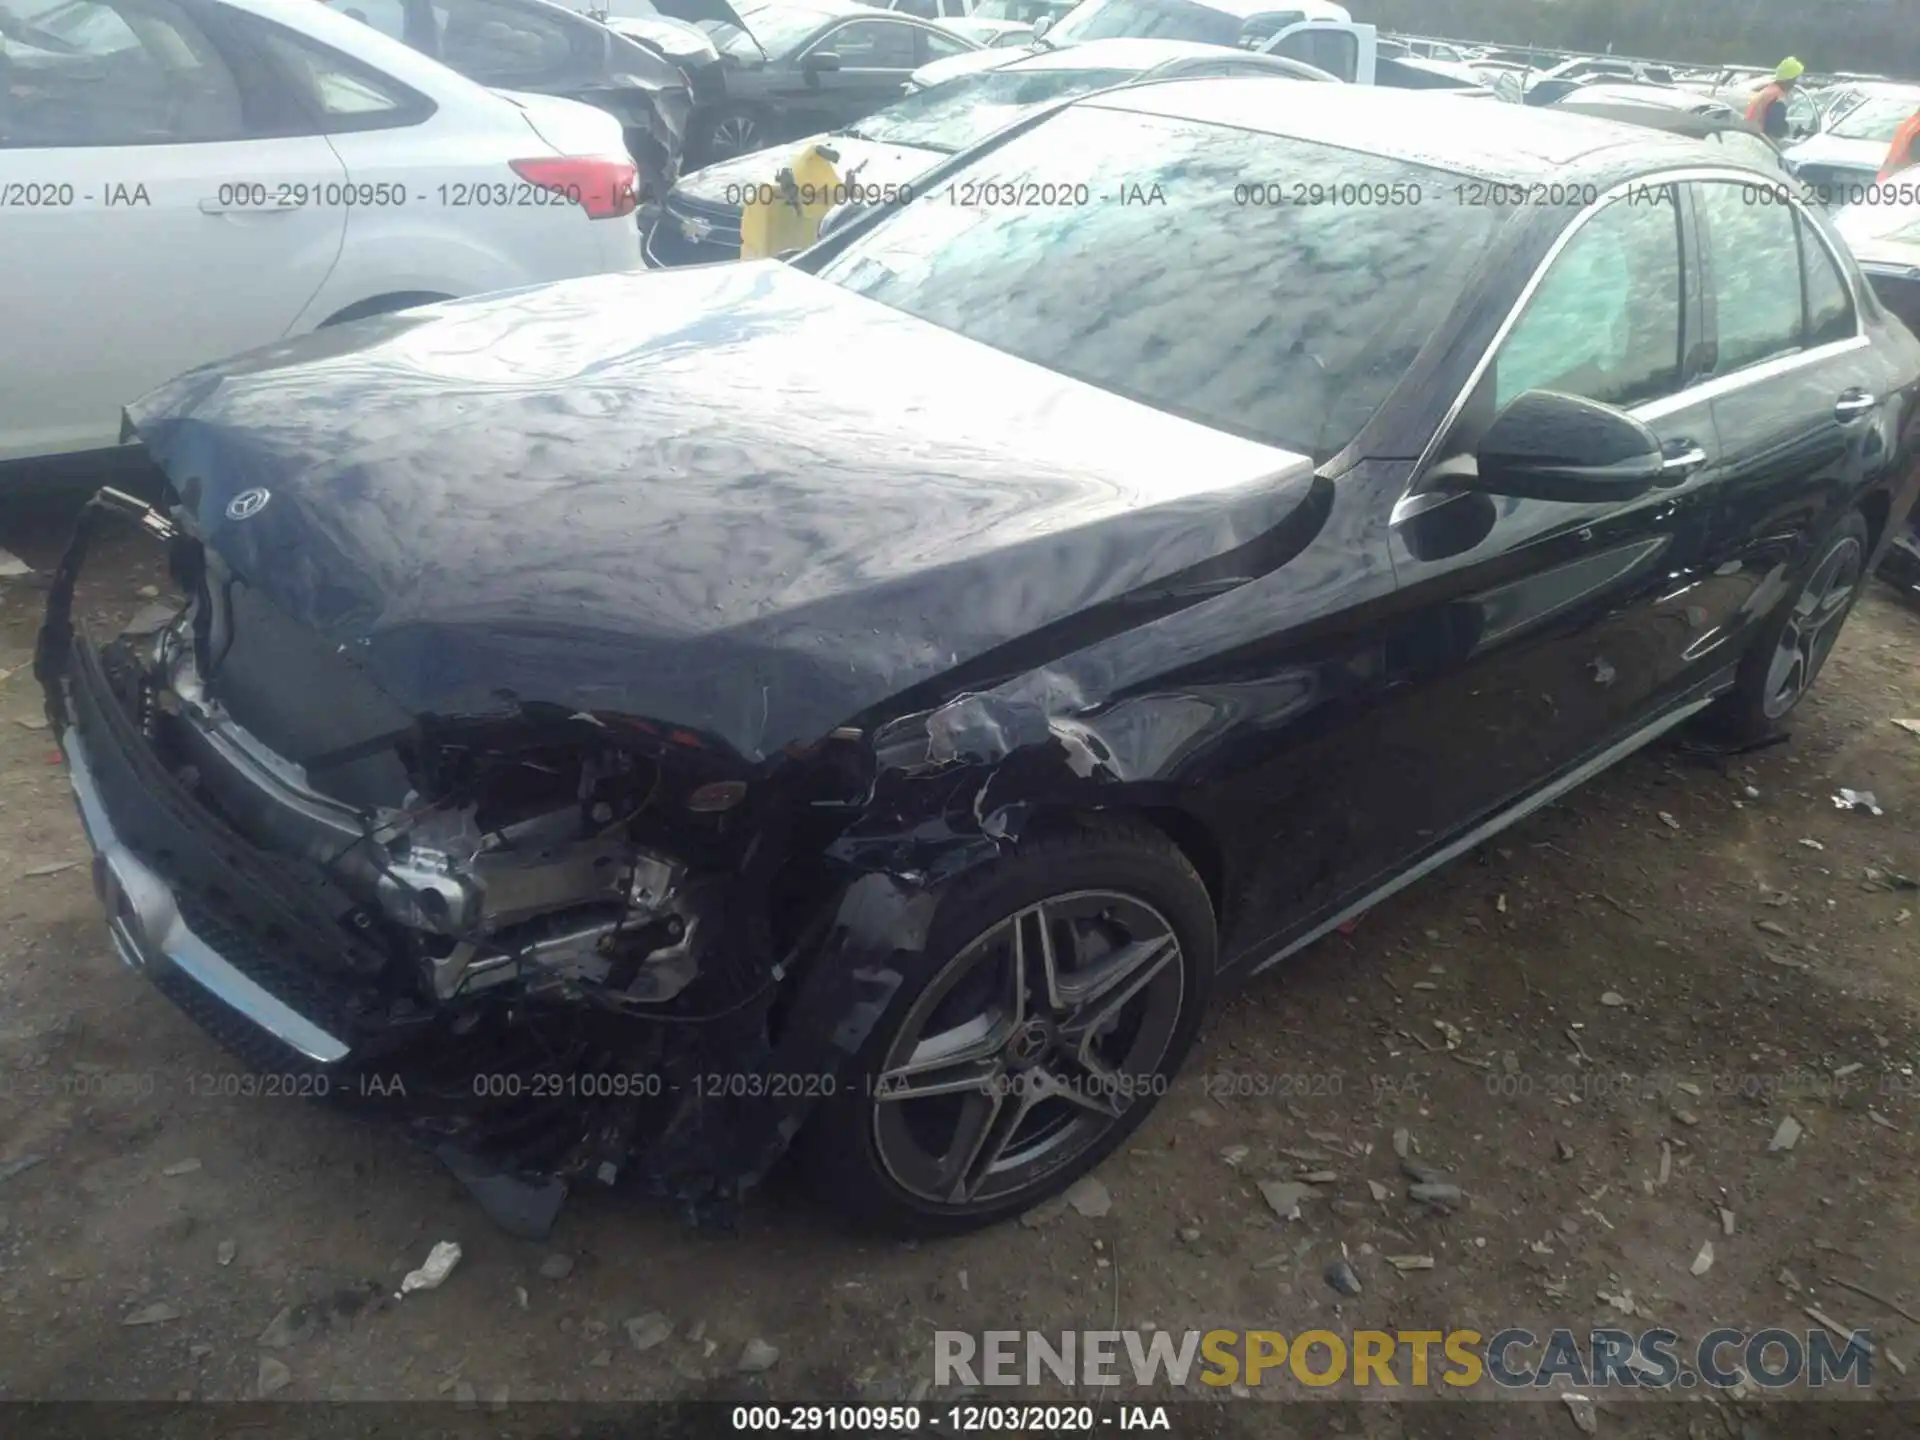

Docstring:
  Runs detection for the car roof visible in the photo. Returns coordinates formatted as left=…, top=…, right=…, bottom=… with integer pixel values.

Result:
left=1083, top=78, right=1732, bottom=182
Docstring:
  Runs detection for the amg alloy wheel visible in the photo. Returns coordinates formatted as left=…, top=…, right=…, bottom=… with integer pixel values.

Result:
left=1713, top=509, right=1871, bottom=744
left=801, top=819, right=1214, bottom=1235
left=1761, top=526, right=1865, bottom=719
left=872, top=891, right=1184, bottom=1207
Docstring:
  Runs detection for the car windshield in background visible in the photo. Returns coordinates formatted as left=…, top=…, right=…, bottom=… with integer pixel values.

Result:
left=1829, top=93, right=1920, bottom=143
left=815, top=106, right=1511, bottom=460
left=843, top=67, right=1137, bottom=151
left=1051, top=0, right=1242, bottom=47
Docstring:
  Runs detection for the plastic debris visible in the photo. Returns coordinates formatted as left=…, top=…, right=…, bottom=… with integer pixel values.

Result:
left=1691, top=1240, right=1715, bottom=1276
left=1258, top=1181, right=1313, bottom=1221
left=1562, top=1392, right=1597, bottom=1434
left=1833, top=789, right=1884, bottom=816
left=1385, top=1254, right=1435, bottom=1271
left=1657, top=811, right=1680, bottom=829
left=1768, top=1116, right=1804, bottom=1152
left=398, top=1240, right=462, bottom=1297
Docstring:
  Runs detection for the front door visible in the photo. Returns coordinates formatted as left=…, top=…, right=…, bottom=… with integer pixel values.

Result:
left=786, top=17, right=925, bottom=135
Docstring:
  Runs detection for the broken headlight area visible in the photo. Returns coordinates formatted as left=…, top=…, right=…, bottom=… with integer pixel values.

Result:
left=37, top=489, right=888, bottom=1228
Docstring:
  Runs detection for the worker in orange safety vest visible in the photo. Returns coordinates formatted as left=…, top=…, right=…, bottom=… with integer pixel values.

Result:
left=1880, top=109, right=1920, bottom=181
left=1746, top=56, right=1804, bottom=140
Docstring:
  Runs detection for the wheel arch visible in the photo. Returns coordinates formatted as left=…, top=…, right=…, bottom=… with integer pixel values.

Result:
left=1016, top=802, right=1227, bottom=928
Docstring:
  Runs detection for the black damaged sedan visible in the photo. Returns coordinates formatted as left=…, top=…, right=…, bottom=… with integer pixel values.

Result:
left=39, top=82, right=1920, bottom=1236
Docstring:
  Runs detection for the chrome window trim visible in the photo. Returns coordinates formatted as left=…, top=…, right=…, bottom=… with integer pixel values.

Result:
left=1403, top=165, right=1871, bottom=503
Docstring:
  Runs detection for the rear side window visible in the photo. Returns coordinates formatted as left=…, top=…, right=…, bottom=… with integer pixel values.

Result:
left=1694, top=180, right=1804, bottom=374
left=1800, top=216, right=1858, bottom=346
left=225, top=13, right=432, bottom=133
left=0, top=0, right=246, bottom=146
left=814, top=107, right=1512, bottom=459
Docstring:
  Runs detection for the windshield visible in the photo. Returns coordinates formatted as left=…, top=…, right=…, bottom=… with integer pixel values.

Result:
left=815, top=106, right=1511, bottom=459
left=844, top=67, right=1136, bottom=151
left=1830, top=92, right=1920, bottom=143
left=1052, top=0, right=1243, bottom=47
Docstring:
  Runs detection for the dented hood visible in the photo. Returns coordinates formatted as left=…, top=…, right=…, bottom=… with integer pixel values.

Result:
left=125, top=263, right=1314, bottom=763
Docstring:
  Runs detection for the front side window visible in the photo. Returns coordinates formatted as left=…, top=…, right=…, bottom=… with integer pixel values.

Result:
left=921, top=26, right=974, bottom=59
left=1493, top=187, right=1684, bottom=412
left=1694, top=180, right=1804, bottom=374
left=891, top=0, right=937, bottom=18
left=0, top=0, right=244, bottom=145
left=813, top=18, right=917, bottom=67
left=813, top=106, right=1512, bottom=459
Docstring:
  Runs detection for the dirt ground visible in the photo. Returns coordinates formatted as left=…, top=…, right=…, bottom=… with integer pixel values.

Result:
left=3, top=494, right=1920, bottom=1435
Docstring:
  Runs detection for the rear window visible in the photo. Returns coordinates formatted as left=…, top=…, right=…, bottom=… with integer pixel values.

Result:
left=814, top=105, right=1511, bottom=459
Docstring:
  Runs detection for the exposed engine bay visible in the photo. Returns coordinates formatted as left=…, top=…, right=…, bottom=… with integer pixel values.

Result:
left=35, top=488, right=937, bottom=1237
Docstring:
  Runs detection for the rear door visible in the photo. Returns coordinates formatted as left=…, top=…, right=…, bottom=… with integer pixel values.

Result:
left=1383, top=180, right=1728, bottom=838
left=0, top=0, right=346, bottom=460
left=1686, top=177, right=1899, bottom=663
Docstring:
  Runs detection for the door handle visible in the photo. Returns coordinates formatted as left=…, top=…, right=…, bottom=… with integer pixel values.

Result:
left=1657, top=440, right=1707, bottom=484
left=1834, top=389, right=1878, bottom=421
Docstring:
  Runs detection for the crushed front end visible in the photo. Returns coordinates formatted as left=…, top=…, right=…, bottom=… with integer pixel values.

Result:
left=34, top=488, right=914, bottom=1235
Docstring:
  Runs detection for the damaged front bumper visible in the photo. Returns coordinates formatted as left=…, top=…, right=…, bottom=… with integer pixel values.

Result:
left=34, top=490, right=954, bottom=1233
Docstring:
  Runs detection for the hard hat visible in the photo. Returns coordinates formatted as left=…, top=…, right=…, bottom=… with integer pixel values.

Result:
left=1776, top=56, right=1805, bottom=81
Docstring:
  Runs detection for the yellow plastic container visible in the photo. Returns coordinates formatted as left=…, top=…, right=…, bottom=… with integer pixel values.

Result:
left=738, top=143, right=844, bottom=259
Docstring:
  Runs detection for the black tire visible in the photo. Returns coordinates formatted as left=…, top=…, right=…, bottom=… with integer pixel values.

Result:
left=798, top=815, right=1216, bottom=1237
left=1710, top=508, right=1871, bottom=745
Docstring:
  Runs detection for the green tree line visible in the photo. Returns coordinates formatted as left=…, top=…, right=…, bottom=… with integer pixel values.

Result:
left=1357, top=0, right=1920, bottom=80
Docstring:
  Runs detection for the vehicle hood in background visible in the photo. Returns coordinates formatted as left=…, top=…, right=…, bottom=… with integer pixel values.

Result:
left=674, top=134, right=947, bottom=208
left=1785, top=130, right=1888, bottom=173
left=124, top=264, right=1316, bottom=765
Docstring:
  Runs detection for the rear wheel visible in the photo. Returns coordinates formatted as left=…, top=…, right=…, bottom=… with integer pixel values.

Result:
left=799, top=817, right=1215, bottom=1236
left=697, top=107, right=764, bottom=165
left=1712, top=509, right=1869, bottom=744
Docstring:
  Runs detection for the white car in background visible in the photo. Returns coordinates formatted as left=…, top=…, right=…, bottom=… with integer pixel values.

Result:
left=1786, top=83, right=1920, bottom=202
left=0, top=0, right=644, bottom=464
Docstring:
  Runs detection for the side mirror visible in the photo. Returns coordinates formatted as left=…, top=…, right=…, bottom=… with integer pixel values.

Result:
left=1031, top=14, right=1053, bottom=40
left=1458, top=389, right=1666, bottom=503
left=803, top=50, right=842, bottom=72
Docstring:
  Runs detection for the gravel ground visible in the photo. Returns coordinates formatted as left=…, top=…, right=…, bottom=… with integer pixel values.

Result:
left=3, top=497, right=1920, bottom=1437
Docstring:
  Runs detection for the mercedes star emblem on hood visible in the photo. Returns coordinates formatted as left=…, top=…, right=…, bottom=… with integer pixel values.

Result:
left=226, top=488, right=271, bottom=520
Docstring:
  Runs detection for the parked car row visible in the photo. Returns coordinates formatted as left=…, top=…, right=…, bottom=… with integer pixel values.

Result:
left=29, top=68, right=1920, bottom=1237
